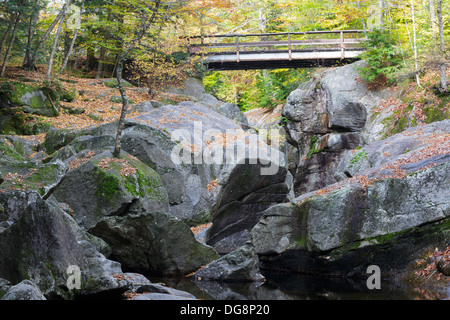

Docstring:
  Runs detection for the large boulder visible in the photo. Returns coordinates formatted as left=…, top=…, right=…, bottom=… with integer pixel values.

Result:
left=192, top=243, right=265, bottom=282
left=206, top=159, right=293, bottom=254
left=43, top=102, right=246, bottom=225
left=0, top=161, right=67, bottom=199
left=282, top=61, right=402, bottom=195
left=1, top=280, right=46, bottom=300
left=251, top=120, right=450, bottom=278
left=0, top=190, right=130, bottom=299
left=121, top=101, right=245, bottom=224
left=51, top=149, right=169, bottom=230
left=89, top=210, right=219, bottom=276
left=123, top=101, right=293, bottom=254
left=0, top=81, right=59, bottom=119
left=163, top=77, right=224, bottom=111
left=0, top=135, right=38, bottom=166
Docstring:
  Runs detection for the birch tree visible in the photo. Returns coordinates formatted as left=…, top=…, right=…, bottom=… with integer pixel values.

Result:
left=23, top=0, right=72, bottom=70
left=411, top=0, right=420, bottom=86
left=436, top=0, right=447, bottom=92
left=46, top=5, right=69, bottom=78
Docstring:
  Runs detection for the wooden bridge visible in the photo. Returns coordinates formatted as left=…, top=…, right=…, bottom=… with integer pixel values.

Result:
left=187, top=30, right=367, bottom=71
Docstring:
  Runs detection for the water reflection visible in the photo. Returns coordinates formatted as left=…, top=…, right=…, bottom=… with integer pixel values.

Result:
left=150, top=271, right=450, bottom=300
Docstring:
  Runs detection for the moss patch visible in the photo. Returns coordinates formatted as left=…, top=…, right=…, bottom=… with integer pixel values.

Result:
left=95, top=169, right=121, bottom=202
left=0, top=137, right=24, bottom=163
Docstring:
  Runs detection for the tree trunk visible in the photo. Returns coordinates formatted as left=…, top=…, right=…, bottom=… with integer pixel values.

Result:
left=23, top=0, right=40, bottom=67
left=96, top=46, right=106, bottom=79
left=411, top=0, right=420, bottom=86
left=429, top=0, right=437, bottom=38
left=436, top=0, right=447, bottom=92
left=96, top=8, right=112, bottom=79
left=112, top=58, right=129, bottom=158
left=0, top=17, right=15, bottom=64
left=24, top=0, right=72, bottom=70
left=60, top=29, right=79, bottom=73
left=1, top=13, right=21, bottom=77
left=356, top=0, right=367, bottom=32
left=112, top=0, right=162, bottom=158
left=47, top=8, right=67, bottom=79
left=60, top=0, right=84, bottom=73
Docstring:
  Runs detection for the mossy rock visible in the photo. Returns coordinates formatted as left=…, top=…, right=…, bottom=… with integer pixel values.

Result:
left=0, top=108, right=28, bottom=135
left=0, top=136, right=37, bottom=166
left=109, top=95, right=134, bottom=104
left=61, top=105, right=84, bottom=115
left=0, top=81, right=59, bottom=118
left=0, top=81, right=37, bottom=106
left=61, top=86, right=77, bottom=102
left=101, top=78, right=133, bottom=89
left=0, top=137, right=24, bottom=165
left=51, top=150, right=170, bottom=230
left=87, top=114, right=103, bottom=121
left=89, top=210, right=219, bottom=276
left=23, top=121, right=53, bottom=135
left=42, top=128, right=79, bottom=154
left=0, top=162, right=67, bottom=197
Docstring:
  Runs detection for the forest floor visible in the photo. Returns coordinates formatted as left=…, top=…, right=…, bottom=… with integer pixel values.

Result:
left=1, top=66, right=189, bottom=144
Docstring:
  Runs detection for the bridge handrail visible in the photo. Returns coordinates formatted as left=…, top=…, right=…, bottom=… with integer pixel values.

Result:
left=186, top=29, right=367, bottom=39
left=186, top=30, right=368, bottom=61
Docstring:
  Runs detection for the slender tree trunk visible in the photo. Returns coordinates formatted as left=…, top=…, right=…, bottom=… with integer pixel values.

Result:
left=96, top=8, right=111, bottom=79
left=401, top=4, right=414, bottom=51
left=24, top=0, right=72, bottom=70
left=113, top=0, right=162, bottom=158
left=0, top=17, right=15, bottom=64
left=60, top=0, right=84, bottom=73
left=1, top=13, right=21, bottom=77
left=356, top=0, right=367, bottom=32
left=96, top=46, right=106, bottom=79
left=24, top=0, right=40, bottom=67
left=436, top=0, right=447, bottom=92
left=411, top=0, right=420, bottom=86
left=47, top=8, right=67, bottom=79
left=60, top=29, right=79, bottom=73
left=112, top=58, right=129, bottom=158
left=429, top=0, right=437, bottom=39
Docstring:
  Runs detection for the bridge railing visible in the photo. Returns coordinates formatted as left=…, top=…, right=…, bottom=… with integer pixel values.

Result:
left=186, top=30, right=367, bottom=60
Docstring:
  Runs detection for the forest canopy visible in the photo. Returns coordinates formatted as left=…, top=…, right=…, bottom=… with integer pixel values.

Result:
left=0, top=0, right=448, bottom=110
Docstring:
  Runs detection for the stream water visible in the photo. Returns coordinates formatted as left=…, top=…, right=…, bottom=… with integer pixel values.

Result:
left=149, top=271, right=450, bottom=300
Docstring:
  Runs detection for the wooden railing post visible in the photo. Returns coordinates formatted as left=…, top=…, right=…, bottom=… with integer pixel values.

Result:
left=288, top=33, right=292, bottom=60
left=236, top=35, right=240, bottom=62
left=340, top=31, right=344, bottom=59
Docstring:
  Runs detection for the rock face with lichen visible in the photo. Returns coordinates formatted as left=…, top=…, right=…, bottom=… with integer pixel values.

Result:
left=251, top=117, right=450, bottom=278
left=51, top=149, right=169, bottom=230
left=0, top=190, right=130, bottom=299
left=282, top=61, right=397, bottom=195
left=244, top=61, right=450, bottom=283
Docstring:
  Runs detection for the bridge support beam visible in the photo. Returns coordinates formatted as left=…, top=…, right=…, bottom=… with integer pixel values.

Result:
left=205, top=57, right=361, bottom=71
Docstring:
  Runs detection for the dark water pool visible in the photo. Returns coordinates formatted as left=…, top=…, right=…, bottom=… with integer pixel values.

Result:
left=149, top=272, right=450, bottom=300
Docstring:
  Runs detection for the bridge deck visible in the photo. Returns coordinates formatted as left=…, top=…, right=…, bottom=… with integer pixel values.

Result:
left=187, top=30, right=367, bottom=70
